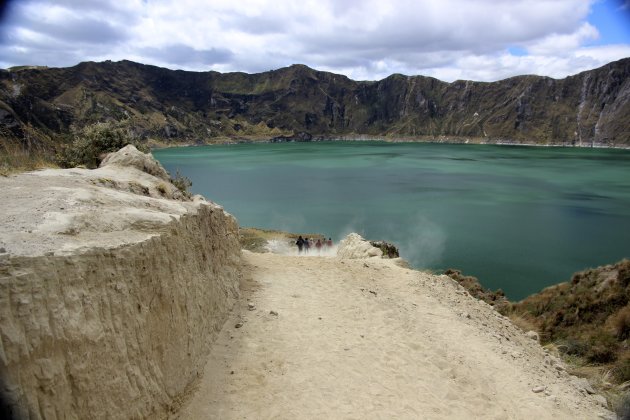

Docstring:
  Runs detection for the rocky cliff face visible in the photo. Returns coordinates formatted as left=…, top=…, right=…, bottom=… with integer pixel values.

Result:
left=1, top=58, right=629, bottom=149
left=0, top=147, right=242, bottom=419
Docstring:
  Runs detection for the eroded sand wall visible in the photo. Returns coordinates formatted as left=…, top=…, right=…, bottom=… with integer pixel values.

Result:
left=0, top=204, right=241, bottom=419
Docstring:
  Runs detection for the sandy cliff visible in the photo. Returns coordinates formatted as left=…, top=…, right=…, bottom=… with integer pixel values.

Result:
left=0, top=146, right=242, bottom=419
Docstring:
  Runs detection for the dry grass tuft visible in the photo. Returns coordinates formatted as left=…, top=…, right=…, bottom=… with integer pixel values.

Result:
left=0, top=143, right=57, bottom=176
left=507, top=313, right=538, bottom=334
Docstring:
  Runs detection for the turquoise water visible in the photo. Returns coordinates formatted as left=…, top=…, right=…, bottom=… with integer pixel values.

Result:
left=154, top=142, right=630, bottom=300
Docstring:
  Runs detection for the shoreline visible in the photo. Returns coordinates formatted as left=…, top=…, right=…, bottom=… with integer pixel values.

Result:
left=150, top=135, right=630, bottom=151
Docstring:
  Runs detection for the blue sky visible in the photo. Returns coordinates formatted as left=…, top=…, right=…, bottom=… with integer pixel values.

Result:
left=507, top=1, right=629, bottom=57
left=0, top=0, right=629, bottom=82
left=587, top=0, right=630, bottom=45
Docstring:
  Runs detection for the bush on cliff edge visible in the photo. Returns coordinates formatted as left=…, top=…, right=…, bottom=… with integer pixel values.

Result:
left=57, top=122, right=149, bottom=169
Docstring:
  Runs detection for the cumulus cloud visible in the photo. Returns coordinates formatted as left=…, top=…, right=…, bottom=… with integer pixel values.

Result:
left=15, top=15, right=128, bottom=44
left=0, top=0, right=137, bottom=66
left=0, top=0, right=628, bottom=81
left=526, top=22, right=600, bottom=55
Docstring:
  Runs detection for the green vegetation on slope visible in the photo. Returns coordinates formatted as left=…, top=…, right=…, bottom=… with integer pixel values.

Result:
left=56, top=121, right=149, bottom=168
left=512, top=260, right=630, bottom=381
left=447, top=260, right=630, bottom=385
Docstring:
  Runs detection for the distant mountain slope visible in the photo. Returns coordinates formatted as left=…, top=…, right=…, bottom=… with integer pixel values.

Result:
left=1, top=58, right=629, bottom=149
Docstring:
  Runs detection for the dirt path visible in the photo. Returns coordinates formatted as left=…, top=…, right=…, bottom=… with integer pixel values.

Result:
left=174, top=251, right=612, bottom=419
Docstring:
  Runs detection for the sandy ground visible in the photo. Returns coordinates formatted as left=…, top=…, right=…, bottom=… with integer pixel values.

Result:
left=0, top=164, right=197, bottom=257
left=175, top=251, right=612, bottom=420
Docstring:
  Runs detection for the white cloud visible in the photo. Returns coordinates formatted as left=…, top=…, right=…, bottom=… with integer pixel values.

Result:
left=526, top=22, right=600, bottom=56
left=0, top=0, right=628, bottom=81
left=411, top=44, right=630, bottom=82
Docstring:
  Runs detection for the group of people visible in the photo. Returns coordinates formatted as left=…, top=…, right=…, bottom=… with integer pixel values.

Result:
left=295, top=236, right=333, bottom=254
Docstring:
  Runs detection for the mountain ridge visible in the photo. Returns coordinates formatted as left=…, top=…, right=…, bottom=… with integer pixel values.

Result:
left=1, top=58, right=629, bottom=150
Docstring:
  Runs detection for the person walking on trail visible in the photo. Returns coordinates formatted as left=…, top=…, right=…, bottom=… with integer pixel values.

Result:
left=315, top=239, right=323, bottom=254
left=304, top=238, right=311, bottom=253
left=296, top=236, right=305, bottom=254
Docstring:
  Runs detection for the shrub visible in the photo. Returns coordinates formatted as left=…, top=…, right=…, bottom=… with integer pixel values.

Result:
left=612, top=357, right=630, bottom=384
left=560, top=338, right=589, bottom=357
left=586, top=332, right=618, bottom=363
left=170, top=170, right=192, bottom=197
left=613, top=306, right=630, bottom=340
left=57, top=122, right=148, bottom=168
left=620, top=260, right=630, bottom=287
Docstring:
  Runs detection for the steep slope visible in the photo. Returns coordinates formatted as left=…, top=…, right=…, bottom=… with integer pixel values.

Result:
left=446, top=258, right=630, bottom=403
left=1, top=58, right=629, bottom=150
left=509, top=260, right=630, bottom=383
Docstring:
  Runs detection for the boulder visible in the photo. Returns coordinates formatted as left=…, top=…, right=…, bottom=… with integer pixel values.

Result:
left=337, top=233, right=383, bottom=259
left=100, top=144, right=170, bottom=181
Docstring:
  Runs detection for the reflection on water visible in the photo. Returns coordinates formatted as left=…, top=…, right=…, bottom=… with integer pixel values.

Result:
left=155, top=142, right=630, bottom=300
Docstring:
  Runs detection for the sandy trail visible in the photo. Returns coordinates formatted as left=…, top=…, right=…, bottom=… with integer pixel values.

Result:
left=175, top=251, right=610, bottom=419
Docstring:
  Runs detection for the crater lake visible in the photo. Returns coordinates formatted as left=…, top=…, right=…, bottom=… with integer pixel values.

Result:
left=154, top=141, right=630, bottom=300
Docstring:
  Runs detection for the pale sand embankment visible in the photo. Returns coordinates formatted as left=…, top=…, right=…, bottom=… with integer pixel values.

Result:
left=175, top=250, right=612, bottom=419
left=0, top=146, right=242, bottom=418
